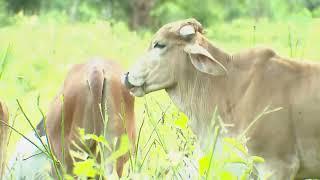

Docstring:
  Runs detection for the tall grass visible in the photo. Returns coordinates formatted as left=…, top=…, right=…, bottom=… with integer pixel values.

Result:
left=0, top=44, right=10, bottom=80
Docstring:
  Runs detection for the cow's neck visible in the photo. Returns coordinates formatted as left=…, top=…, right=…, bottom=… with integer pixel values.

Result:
left=204, top=38, right=231, bottom=69
left=166, top=73, right=225, bottom=147
left=166, top=43, right=233, bottom=144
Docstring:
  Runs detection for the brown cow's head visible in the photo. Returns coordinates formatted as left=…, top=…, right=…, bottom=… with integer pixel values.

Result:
left=123, top=18, right=228, bottom=97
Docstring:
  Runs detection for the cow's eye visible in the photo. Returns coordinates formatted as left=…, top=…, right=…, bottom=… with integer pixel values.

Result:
left=153, top=42, right=166, bottom=49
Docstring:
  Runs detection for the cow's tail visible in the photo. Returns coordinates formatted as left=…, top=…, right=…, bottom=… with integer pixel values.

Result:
left=87, top=63, right=108, bottom=125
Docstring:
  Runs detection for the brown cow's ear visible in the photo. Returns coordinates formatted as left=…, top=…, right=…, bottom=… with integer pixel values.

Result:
left=184, top=43, right=227, bottom=76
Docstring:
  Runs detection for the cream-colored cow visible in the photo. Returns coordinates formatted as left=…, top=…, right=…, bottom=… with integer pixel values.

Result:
left=123, top=18, right=320, bottom=179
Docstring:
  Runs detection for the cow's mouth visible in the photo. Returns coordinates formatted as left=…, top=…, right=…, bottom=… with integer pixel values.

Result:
left=122, top=72, right=146, bottom=97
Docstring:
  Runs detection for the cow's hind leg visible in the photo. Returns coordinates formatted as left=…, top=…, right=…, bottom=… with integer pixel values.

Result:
left=115, top=135, right=130, bottom=177
left=116, top=153, right=129, bottom=177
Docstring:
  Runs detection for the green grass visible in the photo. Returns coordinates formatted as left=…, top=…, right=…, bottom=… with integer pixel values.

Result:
left=2, top=16, right=320, bottom=178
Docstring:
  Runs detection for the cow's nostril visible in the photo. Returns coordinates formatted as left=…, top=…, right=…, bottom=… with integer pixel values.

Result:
left=123, top=72, right=135, bottom=89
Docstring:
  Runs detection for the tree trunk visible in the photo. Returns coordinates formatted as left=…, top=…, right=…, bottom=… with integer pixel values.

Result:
left=129, top=0, right=156, bottom=30
left=69, top=0, right=81, bottom=22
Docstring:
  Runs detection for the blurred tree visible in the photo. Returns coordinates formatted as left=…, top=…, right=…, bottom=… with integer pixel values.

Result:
left=151, top=0, right=224, bottom=28
left=69, top=0, right=81, bottom=21
left=129, top=0, right=157, bottom=29
left=246, top=0, right=272, bottom=20
left=7, top=0, right=41, bottom=14
left=304, top=0, right=320, bottom=11
left=2, top=0, right=320, bottom=28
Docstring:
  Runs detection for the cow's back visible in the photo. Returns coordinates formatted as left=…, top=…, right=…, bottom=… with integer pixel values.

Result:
left=46, top=58, right=135, bottom=176
left=226, top=51, right=320, bottom=178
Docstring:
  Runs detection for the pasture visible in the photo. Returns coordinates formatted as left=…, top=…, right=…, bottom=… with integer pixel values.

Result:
left=1, top=15, right=320, bottom=178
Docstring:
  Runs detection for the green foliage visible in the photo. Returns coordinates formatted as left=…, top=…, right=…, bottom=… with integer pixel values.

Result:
left=149, top=0, right=320, bottom=28
left=73, top=159, right=98, bottom=178
left=1, top=0, right=320, bottom=28
left=151, top=0, right=224, bottom=27
left=106, top=135, right=130, bottom=162
left=313, top=6, right=320, bottom=16
left=6, top=0, right=41, bottom=14
left=71, top=129, right=131, bottom=178
left=173, top=111, right=188, bottom=129
left=79, top=129, right=111, bottom=151
left=198, top=136, right=265, bottom=179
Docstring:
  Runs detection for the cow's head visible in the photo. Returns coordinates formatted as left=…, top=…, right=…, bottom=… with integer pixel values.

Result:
left=123, top=18, right=228, bottom=97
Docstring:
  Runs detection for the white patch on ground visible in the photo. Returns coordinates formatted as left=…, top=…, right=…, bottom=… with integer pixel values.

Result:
left=5, top=133, right=52, bottom=179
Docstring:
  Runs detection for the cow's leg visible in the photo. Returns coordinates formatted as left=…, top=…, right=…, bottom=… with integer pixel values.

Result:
left=103, top=133, right=118, bottom=175
left=115, top=136, right=130, bottom=177
left=103, top=144, right=113, bottom=175
left=51, top=138, right=75, bottom=176
left=64, top=147, right=74, bottom=174
left=116, top=153, right=129, bottom=177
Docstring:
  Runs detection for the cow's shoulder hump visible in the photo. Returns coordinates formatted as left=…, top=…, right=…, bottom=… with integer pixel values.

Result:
left=253, top=46, right=277, bottom=60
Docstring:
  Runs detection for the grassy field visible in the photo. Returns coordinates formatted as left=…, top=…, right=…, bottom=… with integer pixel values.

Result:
left=1, top=16, right=320, bottom=178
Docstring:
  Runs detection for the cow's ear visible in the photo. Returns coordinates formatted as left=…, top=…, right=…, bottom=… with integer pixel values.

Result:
left=184, top=43, right=227, bottom=76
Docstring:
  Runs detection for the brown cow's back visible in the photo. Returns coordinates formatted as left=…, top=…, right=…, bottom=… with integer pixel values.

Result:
left=46, top=58, right=135, bottom=177
left=0, top=101, right=8, bottom=179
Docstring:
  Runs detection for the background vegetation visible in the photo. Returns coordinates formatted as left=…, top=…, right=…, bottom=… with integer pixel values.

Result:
left=1, top=0, right=320, bottom=179
left=1, top=0, right=320, bottom=28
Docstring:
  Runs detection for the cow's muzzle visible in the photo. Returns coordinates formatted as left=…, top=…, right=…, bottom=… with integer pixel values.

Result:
left=122, top=72, right=135, bottom=89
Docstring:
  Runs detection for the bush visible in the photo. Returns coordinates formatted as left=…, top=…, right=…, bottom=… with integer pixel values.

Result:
left=1, top=0, right=320, bottom=29
left=312, top=6, right=320, bottom=17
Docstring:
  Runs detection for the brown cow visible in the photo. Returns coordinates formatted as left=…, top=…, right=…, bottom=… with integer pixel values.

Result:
left=0, top=101, right=8, bottom=180
left=45, top=58, right=136, bottom=177
left=123, top=18, right=320, bottom=179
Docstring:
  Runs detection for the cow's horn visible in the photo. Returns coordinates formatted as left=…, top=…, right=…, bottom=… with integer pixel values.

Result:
left=179, top=25, right=196, bottom=37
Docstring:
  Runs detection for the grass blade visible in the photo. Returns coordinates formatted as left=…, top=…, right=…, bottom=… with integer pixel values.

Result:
left=37, top=95, right=62, bottom=179
left=0, top=120, right=48, bottom=157
left=0, top=44, right=11, bottom=80
left=16, top=99, right=50, bottom=155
